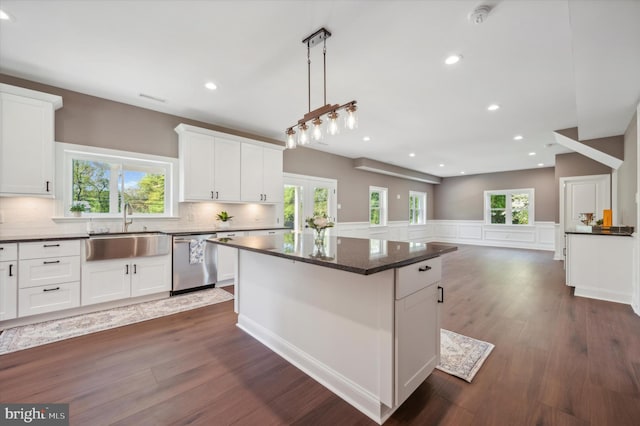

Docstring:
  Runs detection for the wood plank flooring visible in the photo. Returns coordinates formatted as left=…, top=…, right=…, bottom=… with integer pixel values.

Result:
left=1, top=245, right=639, bottom=425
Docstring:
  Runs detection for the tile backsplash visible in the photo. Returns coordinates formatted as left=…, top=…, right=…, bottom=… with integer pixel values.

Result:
left=0, top=197, right=279, bottom=236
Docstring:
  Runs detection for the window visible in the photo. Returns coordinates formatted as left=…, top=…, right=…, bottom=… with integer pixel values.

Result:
left=484, top=189, right=534, bottom=225
left=409, top=191, right=427, bottom=225
left=369, top=186, right=388, bottom=226
left=57, top=143, right=177, bottom=217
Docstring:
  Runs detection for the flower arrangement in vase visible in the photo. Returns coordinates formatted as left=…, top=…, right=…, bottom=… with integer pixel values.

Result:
left=305, top=214, right=335, bottom=246
left=216, top=211, right=233, bottom=229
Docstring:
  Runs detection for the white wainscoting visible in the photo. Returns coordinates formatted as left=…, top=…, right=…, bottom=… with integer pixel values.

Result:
left=334, top=220, right=556, bottom=252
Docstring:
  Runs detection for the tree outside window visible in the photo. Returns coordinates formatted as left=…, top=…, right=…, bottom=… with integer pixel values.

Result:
left=486, top=189, right=534, bottom=225
left=370, top=186, right=387, bottom=226
left=409, top=191, right=426, bottom=225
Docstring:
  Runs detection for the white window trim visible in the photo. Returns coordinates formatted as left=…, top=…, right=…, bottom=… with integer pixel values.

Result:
left=409, top=191, right=427, bottom=226
left=54, top=142, right=179, bottom=218
left=369, top=186, right=388, bottom=227
left=484, top=188, right=535, bottom=226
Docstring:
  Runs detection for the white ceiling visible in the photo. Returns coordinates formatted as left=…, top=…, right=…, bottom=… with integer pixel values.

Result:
left=1, top=0, right=639, bottom=177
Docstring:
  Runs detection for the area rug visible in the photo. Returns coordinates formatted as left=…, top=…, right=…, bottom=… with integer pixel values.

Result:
left=437, top=329, right=494, bottom=382
left=0, top=288, right=234, bottom=355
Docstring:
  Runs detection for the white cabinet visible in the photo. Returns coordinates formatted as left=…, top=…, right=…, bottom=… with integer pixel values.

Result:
left=0, top=84, right=63, bottom=196
left=17, top=239, right=81, bottom=317
left=240, top=143, right=283, bottom=203
left=245, top=229, right=290, bottom=236
left=565, top=233, right=634, bottom=304
left=175, top=124, right=241, bottom=202
left=216, top=231, right=245, bottom=282
left=0, top=243, right=18, bottom=320
left=82, top=253, right=171, bottom=305
left=394, top=257, right=442, bottom=405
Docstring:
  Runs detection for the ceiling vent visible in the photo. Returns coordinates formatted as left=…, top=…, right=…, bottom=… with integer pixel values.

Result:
left=469, top=5, right=491, bottom=24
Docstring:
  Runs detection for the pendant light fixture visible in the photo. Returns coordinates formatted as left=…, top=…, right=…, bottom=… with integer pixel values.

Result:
left=285, top=27, right=357, bottom=149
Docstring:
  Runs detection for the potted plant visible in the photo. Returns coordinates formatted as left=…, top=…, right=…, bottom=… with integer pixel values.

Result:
left=216, top=211, right=233, bottom=229
left=70, top=202, right=86, bottom=217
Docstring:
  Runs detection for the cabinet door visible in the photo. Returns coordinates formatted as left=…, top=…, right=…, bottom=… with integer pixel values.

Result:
left=0, top=93, right=54, bottom=196
left=395, top=282, right=440, bottom=405
left=179, top=131, right=215, bottom=201
left=82, top=260, right=131, bottom=305
left=240, top=143, right=264, bottom=202
left=214, top=137, right=241, bottom=201
left=131, top=255, right=171, bottom=297
left=0, top=261, right=17, bottom=320
left=262, top=147, right=283, bottom=203
left=216, top=245, right=238, bottom=282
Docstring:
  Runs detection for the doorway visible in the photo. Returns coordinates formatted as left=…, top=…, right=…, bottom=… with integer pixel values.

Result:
left=283, top=173, right=337, bottom=233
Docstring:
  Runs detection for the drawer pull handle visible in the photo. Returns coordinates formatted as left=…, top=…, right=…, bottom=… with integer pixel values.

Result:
left=0, top=247, right=4, bottom=250
left=43, top=287, right=61, bottom=292
left=43, top=260, right=61, bottom=265
left=43, top=244, right=61, bottom=248
left=438, top=286, right=444, bottom=303
left=418, top=265, right=432, bottom=272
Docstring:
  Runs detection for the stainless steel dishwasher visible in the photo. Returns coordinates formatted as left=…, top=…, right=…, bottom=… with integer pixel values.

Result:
left=171, top=233, right=217, bottom=295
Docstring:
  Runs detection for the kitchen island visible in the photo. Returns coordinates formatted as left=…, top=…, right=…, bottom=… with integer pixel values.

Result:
left=208, top=233, right=456, bottom=424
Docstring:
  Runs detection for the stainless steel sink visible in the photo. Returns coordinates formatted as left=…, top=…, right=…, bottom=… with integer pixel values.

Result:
left=85, top=233, right=171, bottom=261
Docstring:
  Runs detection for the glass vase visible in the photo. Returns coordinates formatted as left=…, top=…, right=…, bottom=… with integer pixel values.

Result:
left=313, top=228, right=326, bottom=247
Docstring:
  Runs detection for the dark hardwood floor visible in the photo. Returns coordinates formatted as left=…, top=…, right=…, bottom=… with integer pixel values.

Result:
left=1, top=245, right=639, bottom=425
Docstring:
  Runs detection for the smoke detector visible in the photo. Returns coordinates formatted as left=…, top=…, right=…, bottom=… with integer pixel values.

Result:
left=469, top=5, right=491, bottom=24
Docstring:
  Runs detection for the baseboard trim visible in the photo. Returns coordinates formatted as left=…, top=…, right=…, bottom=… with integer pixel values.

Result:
left=574, top=287, right=632, bottom=305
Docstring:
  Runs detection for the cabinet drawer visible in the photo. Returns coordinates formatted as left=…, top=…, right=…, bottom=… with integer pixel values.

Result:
left=19, top=240, right=81, bottom=259
left=18, top=281, right=80, bottom=317
left=217, top=231, right=245, bottom=238
left=19, top=256, right=81, bottom=288
left=395, top=257, right=441, bottom=299
left=0, top=243, right=18, bottom=261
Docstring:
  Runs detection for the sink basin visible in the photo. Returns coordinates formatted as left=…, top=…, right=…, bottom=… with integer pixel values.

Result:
left=85, top=233, right=170, bottom=261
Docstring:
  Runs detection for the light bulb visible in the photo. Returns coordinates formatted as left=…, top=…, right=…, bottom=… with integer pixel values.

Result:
left=285, top=128, right=296, bottom=149
left=312, top=117, right=323, bottom=141
left=327, top=111, right=339, bottom=136
left=345, top=104, right=358, bottom=130
left=298, top=123, right=309, bottom=145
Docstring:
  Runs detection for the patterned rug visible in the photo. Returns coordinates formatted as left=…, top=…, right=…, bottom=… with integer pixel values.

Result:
left=0, top=288, right=234, bottom=355
left=437, top=329, right=495, bottom=382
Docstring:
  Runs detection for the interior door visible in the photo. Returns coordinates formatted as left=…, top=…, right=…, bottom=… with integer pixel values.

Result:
left=283, top=174, right=337, bottom=233
left=564, top=174, right=611, bottom=229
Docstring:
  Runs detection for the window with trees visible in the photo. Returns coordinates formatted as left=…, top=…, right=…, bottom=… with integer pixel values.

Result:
left=57, top=143, right=176, bottom=217
left=369, top=186, right=388, bottom=226
left=409, top=191, right=427, bottom=225
left=484, top=189, right=534, bottom=225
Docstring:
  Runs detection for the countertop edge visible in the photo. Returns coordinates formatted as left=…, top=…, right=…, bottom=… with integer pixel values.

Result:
left=565, top=231, right=634, bottom=237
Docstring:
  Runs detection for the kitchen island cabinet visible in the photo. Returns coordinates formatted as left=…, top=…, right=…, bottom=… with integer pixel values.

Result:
left=208, top=233, right=456, bottom=424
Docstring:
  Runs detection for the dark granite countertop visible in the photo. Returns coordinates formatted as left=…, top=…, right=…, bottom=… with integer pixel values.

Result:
left=164, top=226, right=291, bottom=236
left=565, top=226, right=634, bottom=237
left=0, top=233, right=91, bottom=243
left=207, top=233, right=457, bottom=275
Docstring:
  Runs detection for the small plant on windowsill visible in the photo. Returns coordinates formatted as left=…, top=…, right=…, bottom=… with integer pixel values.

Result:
left=70, top=202, right=87, bottom=217
left=216, top=211, right=233, bottom=229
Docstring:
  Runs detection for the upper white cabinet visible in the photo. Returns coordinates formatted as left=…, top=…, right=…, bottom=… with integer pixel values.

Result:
left=241, top=143, right=283, bottom=203
left=176, top=123, right=284, bottom=204
left=176, top=124, right=241, bottom=202
left=0, top=84, right=63, bottom=197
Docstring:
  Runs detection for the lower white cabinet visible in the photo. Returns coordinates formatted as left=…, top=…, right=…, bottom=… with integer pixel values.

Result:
left=82, top=254, right=171, bottom=306
left=216, top=232, right=244, bottom=282
left=394, top=257, right=441, bottom=405
left=18, top=282, right=80, bottom=317
left=0, top=243, right=18, bottom=320
left=19, top=256, right=81, bottom=288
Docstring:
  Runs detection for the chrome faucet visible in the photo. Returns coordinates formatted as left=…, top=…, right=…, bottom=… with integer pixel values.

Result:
left=123, top=202, right=133, bottom=232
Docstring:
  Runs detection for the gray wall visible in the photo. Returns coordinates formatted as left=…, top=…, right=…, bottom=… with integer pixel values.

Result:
left=284, top=148, right=435, bottom=223
left=433, top=168, right=556, bottom=221
left=618, top=111, right=638, bottom=227
left=554, top=128, right=624, bottom=223
left=0, top=73, right=283, bottom=158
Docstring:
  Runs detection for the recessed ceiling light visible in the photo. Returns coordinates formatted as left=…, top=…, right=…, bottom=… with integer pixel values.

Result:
left=205, top=82, right=217, bottom=90
left=513, top=135, right=523, bottom=141
left=528, top=152, right=536, bottom=156
left=363, top=136, right=371, bottom=142
left=460, top=171, right=466, bottom=174
left=0, top=9, right=15, bottom=21
left=538, top=163, right=544, bottom=167
left=439, top=163, right=445, bottom=167
left=444, top=54, right=462, bottom=65
left=409, top=153, right=416, bottom=157
left=487, top=104, right=500, bottom=111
